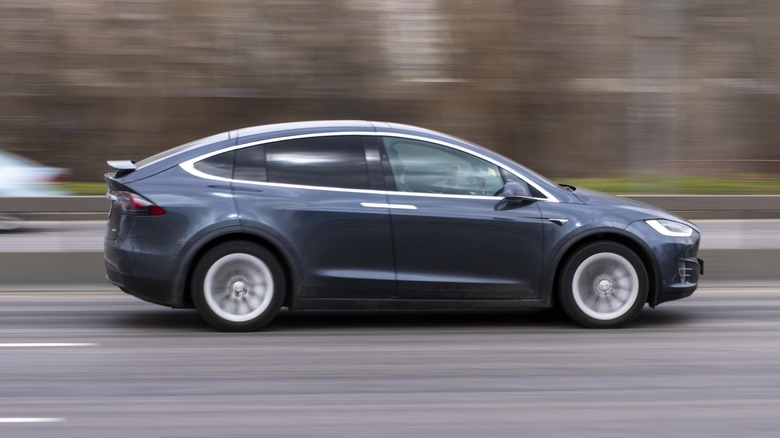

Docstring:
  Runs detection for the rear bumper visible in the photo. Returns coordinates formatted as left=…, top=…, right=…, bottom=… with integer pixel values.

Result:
left=104, top=237, right=188, bottom=308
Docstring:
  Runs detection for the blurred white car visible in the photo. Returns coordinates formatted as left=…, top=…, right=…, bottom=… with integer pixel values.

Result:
left=0, top=149, right=69, bottom=230
left=0, top=150, right=68, bottom=196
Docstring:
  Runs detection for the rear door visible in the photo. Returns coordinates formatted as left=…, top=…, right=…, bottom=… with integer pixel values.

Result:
left=232, top=135, right=397, bottom=299
left=381, top=136, right=545, bottom=299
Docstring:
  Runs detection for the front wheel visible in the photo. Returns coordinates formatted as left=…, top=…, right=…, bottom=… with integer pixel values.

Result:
left=559, top=242, right=648, bottom=328
left=192, top=242, right=285, bottom=331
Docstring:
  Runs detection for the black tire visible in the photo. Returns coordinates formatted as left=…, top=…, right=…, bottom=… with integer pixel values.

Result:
left=558, top=242, right=648, bottom=328
left=192, top=241, right=285, bottom=332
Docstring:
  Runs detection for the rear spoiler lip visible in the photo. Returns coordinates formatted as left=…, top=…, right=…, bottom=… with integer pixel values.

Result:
left=107, top=160, right=137, bottom=170
left=104, top=172, right=129, bottom=191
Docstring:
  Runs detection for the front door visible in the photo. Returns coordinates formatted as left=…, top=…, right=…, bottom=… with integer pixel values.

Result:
left=381, top=136, right=545, bottom=299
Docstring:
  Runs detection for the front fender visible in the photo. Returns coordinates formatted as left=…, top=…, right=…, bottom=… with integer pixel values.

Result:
left=541, top=225, right=662, bottom=305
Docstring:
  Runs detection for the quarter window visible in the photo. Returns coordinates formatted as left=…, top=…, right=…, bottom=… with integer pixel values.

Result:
left=382, top=138, right=505, bottom=196
left=193, top=150, right=234, bottom=179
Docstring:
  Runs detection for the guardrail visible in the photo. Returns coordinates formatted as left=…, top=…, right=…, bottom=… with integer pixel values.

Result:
left=0, top=196, right=108, bottom=221
left=1, top=195, right=779, bottom=286
left=1, top=195, right=780, bottom=220
left=628, top=195, right=780, bottom=219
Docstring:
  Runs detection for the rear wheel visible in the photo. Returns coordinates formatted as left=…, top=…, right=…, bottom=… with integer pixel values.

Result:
left=559, top=242, right=648, bottom=328
left=192, top=241, right=285, bottom=331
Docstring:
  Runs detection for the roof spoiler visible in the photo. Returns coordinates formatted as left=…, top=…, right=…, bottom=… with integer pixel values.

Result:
left=107, top=160, right=138, bottom=178
left=107, top=160, right=137, bottom=170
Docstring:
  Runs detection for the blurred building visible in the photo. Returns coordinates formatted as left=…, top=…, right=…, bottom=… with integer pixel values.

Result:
left=1, top=0, right=780, bottom=180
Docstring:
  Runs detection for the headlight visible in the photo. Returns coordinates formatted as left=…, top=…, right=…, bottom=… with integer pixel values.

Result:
left=646, top=219, right=694, bottom=237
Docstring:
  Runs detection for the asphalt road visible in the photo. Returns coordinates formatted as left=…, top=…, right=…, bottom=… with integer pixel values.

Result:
left=1, top=287, right=779, bottom=437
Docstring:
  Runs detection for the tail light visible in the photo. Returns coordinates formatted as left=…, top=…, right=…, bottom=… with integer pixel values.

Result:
left=47, top=173, right=66, bottom=184
left=107, top=190, right=166, bottom=216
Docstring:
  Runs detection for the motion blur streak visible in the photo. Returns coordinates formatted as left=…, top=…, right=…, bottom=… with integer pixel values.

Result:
left=1, top=1, right=779, bottom=181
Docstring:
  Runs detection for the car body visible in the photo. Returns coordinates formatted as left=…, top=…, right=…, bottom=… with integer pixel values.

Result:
left=104, top=120, right=702, bottom=330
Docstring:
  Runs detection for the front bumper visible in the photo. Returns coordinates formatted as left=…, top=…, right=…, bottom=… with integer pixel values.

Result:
left=654, top=256, right=703, bottom=306
left=625, top=221, right=703, bottom=307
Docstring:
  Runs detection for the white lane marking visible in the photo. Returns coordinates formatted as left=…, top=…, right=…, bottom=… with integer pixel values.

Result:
left=0, top=343, right=97, bottom=348
left=0, top=418, right=64, bottom=423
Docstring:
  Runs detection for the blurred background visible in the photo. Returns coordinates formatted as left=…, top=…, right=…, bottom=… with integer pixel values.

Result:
left=1, top=0, right=780, bottom=191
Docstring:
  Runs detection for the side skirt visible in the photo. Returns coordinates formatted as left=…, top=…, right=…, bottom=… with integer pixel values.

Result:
left=291, top=298, right=552, bottom=311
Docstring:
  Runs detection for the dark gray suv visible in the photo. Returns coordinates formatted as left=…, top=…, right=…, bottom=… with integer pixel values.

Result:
left=104, top=120, right=702, bottom=331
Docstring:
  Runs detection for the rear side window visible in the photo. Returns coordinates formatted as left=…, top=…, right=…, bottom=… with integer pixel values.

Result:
left=234, top=136, right=369, bottom=189
left=193, top=150, right=234, bottom=179
left=234, top=145, right=267, bottom=182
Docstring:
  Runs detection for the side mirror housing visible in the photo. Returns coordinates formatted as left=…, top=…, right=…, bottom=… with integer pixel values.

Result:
left=501, top=181, right=532, bottom=199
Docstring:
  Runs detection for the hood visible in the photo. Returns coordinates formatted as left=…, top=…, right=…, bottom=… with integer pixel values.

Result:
left=571, top=187, right=696, bottom=228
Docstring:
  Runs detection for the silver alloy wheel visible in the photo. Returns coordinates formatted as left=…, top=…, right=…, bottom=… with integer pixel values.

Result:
left=571, top=252, right=640, bottom=321
left=203, top=253, right=274, bottom=323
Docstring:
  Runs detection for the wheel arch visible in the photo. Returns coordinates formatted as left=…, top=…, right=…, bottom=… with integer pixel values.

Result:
left=173, top=227, right=298, bottom=309
left=546, top=228, right=661, bottom=307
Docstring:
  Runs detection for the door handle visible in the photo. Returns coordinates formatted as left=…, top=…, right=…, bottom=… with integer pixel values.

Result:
left=360, top=202, right=417, bottom=210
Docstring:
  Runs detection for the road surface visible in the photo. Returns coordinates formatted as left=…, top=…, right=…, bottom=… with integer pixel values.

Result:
left=0, top=286, right=779, bottom=437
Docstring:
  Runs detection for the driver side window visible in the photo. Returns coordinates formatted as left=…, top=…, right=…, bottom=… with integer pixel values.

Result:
left=382, top=137, right=504, bottom=196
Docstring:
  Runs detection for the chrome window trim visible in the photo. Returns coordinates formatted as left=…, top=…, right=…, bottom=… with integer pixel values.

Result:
left=361, top=202, right=418, bottom=210
left=179, top=130, right=559, bottom=203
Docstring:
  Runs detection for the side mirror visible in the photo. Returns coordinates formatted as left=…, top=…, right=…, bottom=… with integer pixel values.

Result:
left=500, top=181, right=532, bottom=199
